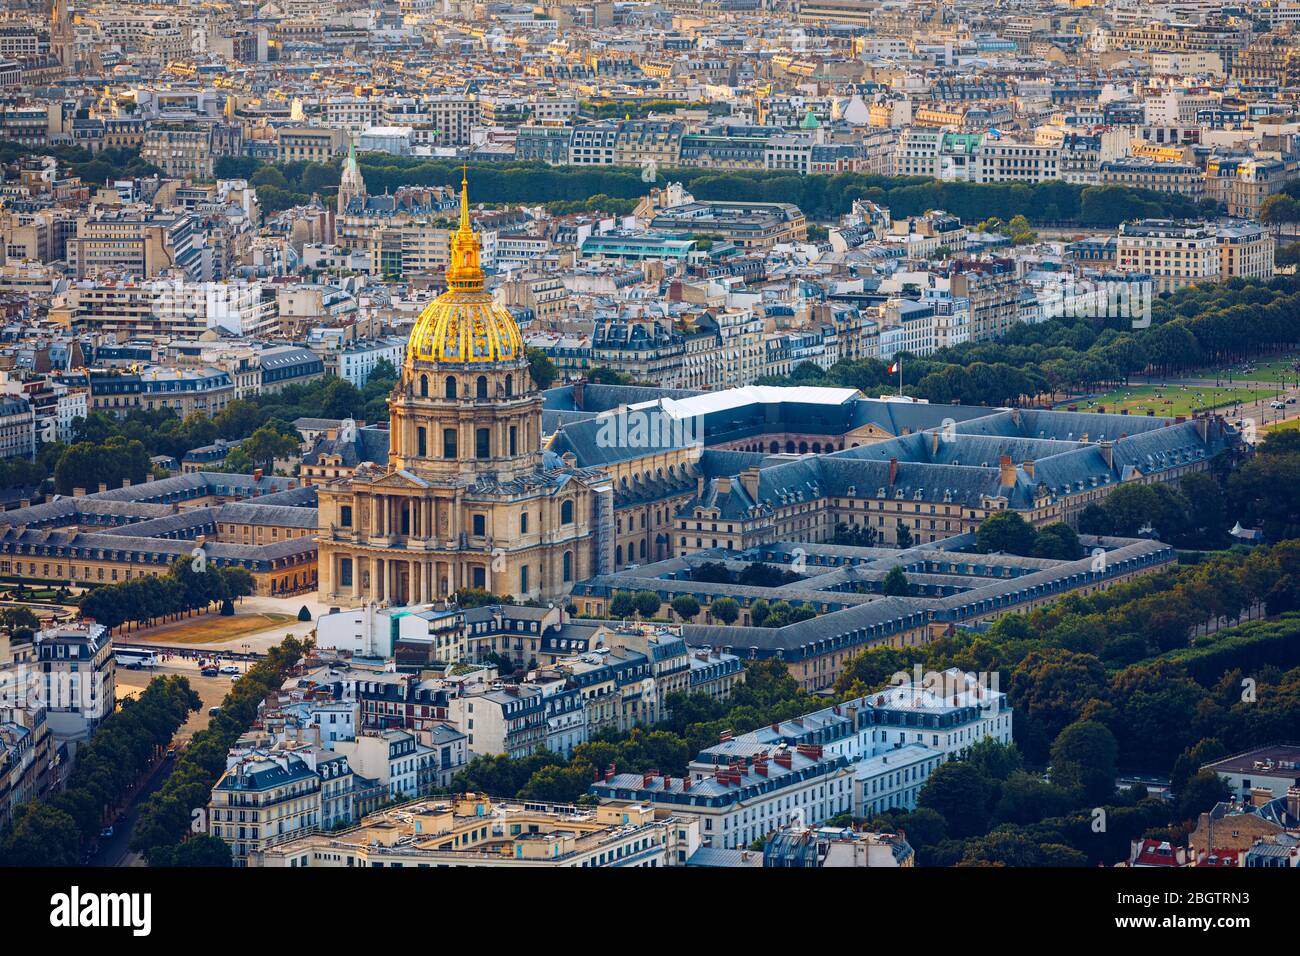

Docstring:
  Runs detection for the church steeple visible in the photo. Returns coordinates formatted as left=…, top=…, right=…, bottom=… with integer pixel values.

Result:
left=50, top=0, right=75, bottom=72
left=336, top=138, right=366, bottom=215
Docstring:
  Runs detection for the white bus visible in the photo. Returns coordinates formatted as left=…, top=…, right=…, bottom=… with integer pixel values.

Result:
left=114, top=649, right=158, bottom=670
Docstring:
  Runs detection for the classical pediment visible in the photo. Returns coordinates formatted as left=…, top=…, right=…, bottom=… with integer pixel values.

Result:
left=361, top=468, right=433, bottom=490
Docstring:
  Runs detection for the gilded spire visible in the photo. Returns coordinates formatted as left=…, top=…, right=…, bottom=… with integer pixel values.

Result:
left=446, top=168, right=483, bottom=292
left=404, top=171, right=522, bottom=366
left=457, top=163, right=471, bottom=235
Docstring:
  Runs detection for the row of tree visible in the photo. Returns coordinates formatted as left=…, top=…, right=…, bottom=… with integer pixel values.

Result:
left=833, top=544, right=1300, bottom=771
left=349, top=158, right=1216, bottom=226
left=0, top=676, right=199, bottom=866
left=10, top=361, right=403, bottom=497
left=131, top=636, right=311, bottom=865
left=762, top=277, right=1300, bottom=408
left=0, top=140, right=161, bottom=187
left=857, top=732, right=1228, bottom=866
left=213, top=155, right=343, bottom=214
left=1078, top=426, right=1300, bottom=547
left=78, top=560, right=257, bottom=634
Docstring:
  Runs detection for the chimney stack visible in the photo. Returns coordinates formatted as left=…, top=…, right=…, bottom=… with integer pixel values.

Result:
left=998, top=455, right=1015, bottom=487
left=888, top=457, right=898, bottom=485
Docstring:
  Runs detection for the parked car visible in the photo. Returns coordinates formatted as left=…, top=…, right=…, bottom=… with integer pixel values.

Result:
left=1271, top=400, right=1286, bottom=409
left=99, top=826, right=114, bottom=839
left=200, top=667, right=219, bottom=677
left=208, top=706, right=222, bottom=716
left=218, top=664, right=241, bottom=675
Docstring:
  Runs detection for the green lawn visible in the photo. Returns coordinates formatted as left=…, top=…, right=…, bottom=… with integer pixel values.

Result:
left=1177, top=353, right=1300, bottom=384
left=1057, top=384, right=1265, bottom=417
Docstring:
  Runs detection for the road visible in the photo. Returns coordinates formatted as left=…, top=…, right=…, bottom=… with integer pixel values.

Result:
left=116, top=660, right=235, bottom=747
left=99, top=662, right=238, bottom=866
left=89, top=750, right=174, bottom=867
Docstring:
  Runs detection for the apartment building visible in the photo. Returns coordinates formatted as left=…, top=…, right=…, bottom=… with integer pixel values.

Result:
left=612, top=119, right=683, bottom=168
left=251, top=794, right=700, bottom=868
left=141, top=124, right=214, bottom=180
left=1205, top=157, right=1289, bottom=219
left=1099, top=158, right=1204, bottom=201
left=276, top=126, right=347, bottom=164
left=950, top=260, right=1019, bottom=342
left=84, top=365, right=235, bottom=418
left=208, top=751, right=323, bottom=866
left=66, top=210, right=203, bottom=280
left=649, top=201, right=807, bottom=250
left=1116, top=219, right=1220, bottom=292
left=0, top=396, right=35, bottom=460
left=53, top=278, right=278, bottom=338
left=592, top=670, right=1012, bottom=849
left=334, top=337, right=405, bottom=388
left=0, top=710, right=52, bottom=831
left=332, top=729, right=435, bottom=800
left=32, top=623, right=115, bottom=749
left=975, top=139, right=1059, bottom=184
left=569, top=121, right=620, bottom=165
left=1217, top=222, right=1276, bottom=281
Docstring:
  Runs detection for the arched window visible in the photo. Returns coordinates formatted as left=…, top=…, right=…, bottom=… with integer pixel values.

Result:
left=505, top=374, right=513, bottom=397
left=445, top=376, right=457, bottom=399
left=443, top=428, right=457, bottom=459
left=419, top=374, right=428, bottom=397
left=476, top=375, right=488, bottom=398
left=615, top=545, right=623, bottom=566
left=509, top=425, right=518, bottom=456
left=520, top=512, right=529, bottom=534
left=563, top=550, right=573, bottom=582
left=560, top=500, right=574, bottom=524
left=475, top=427, right=490, bottom=459
left=417, top=426, right=427, bottom=457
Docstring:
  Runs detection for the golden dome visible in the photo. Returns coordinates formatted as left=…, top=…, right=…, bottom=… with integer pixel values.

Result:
left=406, top=173, right=523, bottom=365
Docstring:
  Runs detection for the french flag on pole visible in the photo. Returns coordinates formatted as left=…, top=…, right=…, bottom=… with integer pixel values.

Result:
left=888, top=360, right=900, bottom=375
